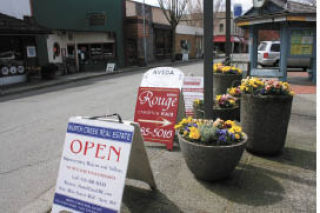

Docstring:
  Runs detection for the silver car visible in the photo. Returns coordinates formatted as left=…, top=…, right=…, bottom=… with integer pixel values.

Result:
left=258, top=41, right=310, bottom=71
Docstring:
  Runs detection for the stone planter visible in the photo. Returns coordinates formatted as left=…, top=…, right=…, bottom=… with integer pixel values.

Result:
left=213, top=105, right=240, bottom=121
left=193, top=105, right=240, bottom=121
left=213, top=73, right=242, bottom=98
left=241, top=94, right=293, bottom=155
left=178, top=134, right=247, bottom=181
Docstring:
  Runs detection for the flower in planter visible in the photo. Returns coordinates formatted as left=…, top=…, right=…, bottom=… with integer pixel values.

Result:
left=213, top=63, right=242, bottom=74
left=175, top=117, right=244, bottom=145
left=193, top=99, right=204, bottom=108
left=240, top=77, right=295, bottom=96
left=215, top=94, right=238, bottom=108
left=227, top=86, right=241, bottom=98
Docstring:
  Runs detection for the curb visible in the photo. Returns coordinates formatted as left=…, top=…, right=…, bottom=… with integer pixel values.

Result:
left=0, top=59, right=202, bottom=98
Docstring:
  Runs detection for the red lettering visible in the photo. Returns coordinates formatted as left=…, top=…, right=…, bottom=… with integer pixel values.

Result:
left=70, top=139, right=82, bottom=154
left=84, top=141, right=94, bottom=155
left=95, top=144, right=106, bottom=159
left=108, top=146, right=121, bottom=162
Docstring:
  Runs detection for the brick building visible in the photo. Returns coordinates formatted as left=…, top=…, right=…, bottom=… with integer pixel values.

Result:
left=125, top=0, right=203, bottom=65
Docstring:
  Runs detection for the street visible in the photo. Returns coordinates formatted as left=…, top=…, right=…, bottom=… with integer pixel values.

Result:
left=0, top=62, right=202, bottom=212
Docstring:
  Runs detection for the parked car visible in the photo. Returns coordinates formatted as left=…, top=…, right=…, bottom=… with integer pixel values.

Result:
left=258, top=41, right=311, bottom=71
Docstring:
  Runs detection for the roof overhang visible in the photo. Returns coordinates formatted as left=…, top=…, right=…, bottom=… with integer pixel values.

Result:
left=236, top=14, right=316, bottom=27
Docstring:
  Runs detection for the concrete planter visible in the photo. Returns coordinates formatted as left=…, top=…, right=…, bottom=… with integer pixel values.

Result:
left=178, top=134, right=247, bottom=181
left=193, top=105, right=240, bottom=121
left=213, top=73, right=242, bottom=98
left=213, top=105, right=240, bottom=121
left=241, top=94, right=293, bottom=155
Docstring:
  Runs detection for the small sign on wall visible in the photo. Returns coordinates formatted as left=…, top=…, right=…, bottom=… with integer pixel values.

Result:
left=26, top=46, right=36, bottom=58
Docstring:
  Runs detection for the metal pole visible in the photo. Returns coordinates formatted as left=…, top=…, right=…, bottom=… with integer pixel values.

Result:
left=143, top=0, right=148, bottom=65
left=225, top=0, right=231, bottom=64
left=203, top=0, right=213, bottom=118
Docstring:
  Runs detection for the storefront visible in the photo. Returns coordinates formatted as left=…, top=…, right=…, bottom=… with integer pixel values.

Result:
left=32, top=0, right=125, bottom=72
left=46, top=31, right=116, bottom=72
left=0, top=13, right=49, bottom=86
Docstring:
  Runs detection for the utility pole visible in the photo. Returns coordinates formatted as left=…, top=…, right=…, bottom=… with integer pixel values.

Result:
left=225, top=0, right=231, bottom=64
left=142, top=0, right=148, bottom=66
left=203, top=0, right=213, bottom=118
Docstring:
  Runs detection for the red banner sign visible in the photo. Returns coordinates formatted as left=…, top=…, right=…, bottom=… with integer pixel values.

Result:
left=134, top=87, right=180, bottom=150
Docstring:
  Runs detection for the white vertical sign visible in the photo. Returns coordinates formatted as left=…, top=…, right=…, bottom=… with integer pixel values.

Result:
left=182, top=76, right=204, bottom=116
left=52, top=117, right=134, bottom=213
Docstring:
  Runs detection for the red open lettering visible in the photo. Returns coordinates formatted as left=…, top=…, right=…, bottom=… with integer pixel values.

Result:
left=108, top=146, right=121, bottom=162
left=95, top=144, right=106, bottom=159
left=84, top=141, right=94, bottom=155
left=70, top=139, right=82, bottom=154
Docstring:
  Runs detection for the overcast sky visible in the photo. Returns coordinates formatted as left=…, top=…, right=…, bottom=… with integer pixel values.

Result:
left=0, top=0, right=252, bottom=20
left=0, top=0, right=31, bottom=19
left=133, top=0, right=253, bottom=13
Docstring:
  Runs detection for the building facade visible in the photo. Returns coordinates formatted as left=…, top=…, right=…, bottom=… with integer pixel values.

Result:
left=0, top=13, right=49, bottom=86
left=32, top=0, right=125, bottom=72
left=125, top=0, right=203, bottom=65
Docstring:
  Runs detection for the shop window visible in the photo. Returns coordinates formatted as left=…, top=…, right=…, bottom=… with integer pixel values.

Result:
left=53, top=42, right=60, bottom=59
left=77, top=43, right=115, bottom=64
left=219, top=23, right=224, bottom=33
left=67, top=45, right=75, bottom=58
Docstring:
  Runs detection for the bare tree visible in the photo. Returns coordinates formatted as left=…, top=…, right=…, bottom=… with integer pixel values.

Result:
left=185, top=0, right=223, bottom=27
left=158, top=0, right=189, bottom=61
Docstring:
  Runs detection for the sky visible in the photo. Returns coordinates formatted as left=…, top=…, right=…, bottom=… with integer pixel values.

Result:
left=133, top=0, right=253, bottom=13
left=0, top=0, right=31, bottom=19
left=0, top=0, right=253, bottom=20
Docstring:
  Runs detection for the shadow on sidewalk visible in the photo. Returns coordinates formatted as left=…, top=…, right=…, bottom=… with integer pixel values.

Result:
left=122, top=185, right=183, bottom=213
left=199, top=164, right=285, bottom=207
left=263, top=147, right=316, bottom=171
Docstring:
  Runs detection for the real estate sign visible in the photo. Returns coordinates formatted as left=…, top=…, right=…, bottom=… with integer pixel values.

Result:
left=52, top=117, right=134, bottom=213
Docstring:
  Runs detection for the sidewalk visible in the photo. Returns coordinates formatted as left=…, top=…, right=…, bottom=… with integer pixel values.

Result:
left=21, top=93, right=316, bottom=213
left=0, top=59, right=202, bottom=97
left=17, top=62, right=316, bottom=212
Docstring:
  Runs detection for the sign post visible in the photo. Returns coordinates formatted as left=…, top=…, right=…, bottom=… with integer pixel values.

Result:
left=52, top=116, right=156, bottom=213
left=134, top=67, right=185, bottom=150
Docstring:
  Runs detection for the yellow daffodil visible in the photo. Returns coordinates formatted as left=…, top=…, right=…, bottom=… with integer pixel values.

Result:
left=189, top=127, right=200, bottom=140
left=225, top=120, right=234, bottom=127
left=233, top=125, right=242, bottom=133
left=174, top=124, right=182, bottom=129
left=215, top=95, right=221, bottom=101
left=234, top=133, right=241, bottom=140
left=229, top=99, right=235, bottom=105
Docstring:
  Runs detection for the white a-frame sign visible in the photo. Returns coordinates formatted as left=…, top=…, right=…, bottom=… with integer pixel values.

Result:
left=52, top=116, right=156, bottom=213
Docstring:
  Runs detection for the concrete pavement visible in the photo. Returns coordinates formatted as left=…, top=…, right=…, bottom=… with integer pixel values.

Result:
left=4, top=61, right=316, bottom=213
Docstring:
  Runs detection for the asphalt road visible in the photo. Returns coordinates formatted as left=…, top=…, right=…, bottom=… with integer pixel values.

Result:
left=0, top=62, right=204, bottom=212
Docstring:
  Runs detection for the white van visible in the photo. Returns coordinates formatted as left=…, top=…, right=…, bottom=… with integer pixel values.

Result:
left=258, top=41, right=311, bottom=71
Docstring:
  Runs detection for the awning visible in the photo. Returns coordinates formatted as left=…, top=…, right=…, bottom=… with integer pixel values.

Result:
left=213, top=35, right=242, bottom=43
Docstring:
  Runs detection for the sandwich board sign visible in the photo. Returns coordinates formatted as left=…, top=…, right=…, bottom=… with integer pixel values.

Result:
left=182, top=76, right=204, bottom=117
left=134, top=67, right=185, bottom=150
left=52, top=116, right=156, bottom=213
